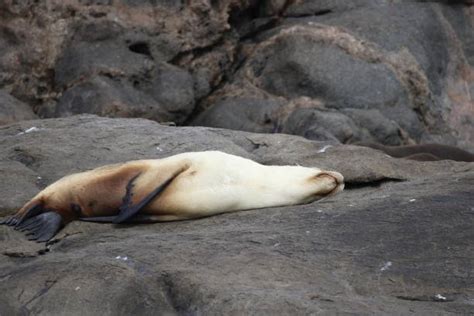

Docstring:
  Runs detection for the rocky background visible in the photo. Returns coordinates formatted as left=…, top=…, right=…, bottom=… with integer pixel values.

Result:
left=0, top=0, right=473, bottom=148
left=0, top=0, right=473, bottom=315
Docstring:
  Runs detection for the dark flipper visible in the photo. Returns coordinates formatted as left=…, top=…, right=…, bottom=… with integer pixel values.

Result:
left=0, top=216, right=15, bottom=225
left=113, top=173, right=180, bottom=224
left=19, top=212, right=64, bottom=242
left=80, top=214, right=155, bottom=223
left=0, top=203, right=43, bottom=227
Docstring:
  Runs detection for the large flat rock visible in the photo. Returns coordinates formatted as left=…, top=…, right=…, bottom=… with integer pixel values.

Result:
left=0, top=116, right=473, bottom=314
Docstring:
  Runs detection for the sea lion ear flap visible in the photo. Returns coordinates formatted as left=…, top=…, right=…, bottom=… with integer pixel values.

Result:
left=112, top=169, right=184, bottom=224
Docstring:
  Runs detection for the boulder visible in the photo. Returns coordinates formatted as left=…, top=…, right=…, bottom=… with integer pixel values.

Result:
left=0, top=0, right=246, bottom=122
left=52, top=76, right=172, bottom=122
left=0, top=90, right=37, bottom=125
left=195, top=2, right=474, bottom=148
left=0, top=115, right=473, bottom=314
left=0, top=1, right=472, bottom=146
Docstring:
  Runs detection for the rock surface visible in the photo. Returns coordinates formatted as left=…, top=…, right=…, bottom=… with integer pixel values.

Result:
left=1, top=1, right=473, bottom=314
left=0, top=115, right=473, bottom=314
left=0, top=1, right=473, bottom=148
left=195, top=2, right=474, bottom=149
left=0, top=90, right=37, bottom=125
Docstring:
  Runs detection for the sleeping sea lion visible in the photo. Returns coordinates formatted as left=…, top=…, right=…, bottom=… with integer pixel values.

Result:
left=355, top=142, right=474, bottom=162
left=0, top=151, right=344, bottom=242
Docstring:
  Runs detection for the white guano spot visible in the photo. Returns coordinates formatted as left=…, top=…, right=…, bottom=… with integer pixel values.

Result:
left=317, top=145, right=333, bottom=153
left=380, top=261, right=392, bottom=271
left=434, top=294, right=447, bottom=301
left=17, top=127, right=41, bottom=136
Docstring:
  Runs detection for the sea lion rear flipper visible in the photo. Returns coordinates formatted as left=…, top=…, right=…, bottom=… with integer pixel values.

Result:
left=18, top=212, right=63, bottom=242
left=112, top=171, right=182, bottom=224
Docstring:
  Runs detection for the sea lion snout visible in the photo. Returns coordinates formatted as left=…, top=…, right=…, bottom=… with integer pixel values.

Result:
left=314, top=171, right=345, bottom=195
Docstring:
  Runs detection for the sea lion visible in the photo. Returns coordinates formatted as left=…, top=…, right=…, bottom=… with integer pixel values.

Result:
left=0, top=151, right=344, bottom=242
left=355, top=142, right=474, bottom=162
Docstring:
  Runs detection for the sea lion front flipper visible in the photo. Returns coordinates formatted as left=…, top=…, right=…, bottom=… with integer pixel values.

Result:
left=80, top=214, right=155, bottom=223
left=80, top=214, right=185, bottom=223
left=20, top=212, right=64, bottom=242
left=112, top=171, right=182, bottom=224
left=0, top=202, right=43, bottom=227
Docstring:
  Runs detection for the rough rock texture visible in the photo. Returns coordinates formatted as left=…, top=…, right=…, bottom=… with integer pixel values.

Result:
left=0, top=2, right=473, bottom=313
left=1, top=115, right=473, bottom=314
left=0, top=0, right=253, bottom=123
left=1, top=1, right=473, bottom=148
left=194, top=2, right=474, bottom=149
left=0, top=90, right=37, bottom=125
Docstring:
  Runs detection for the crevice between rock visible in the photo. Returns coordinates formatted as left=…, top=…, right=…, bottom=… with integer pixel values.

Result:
left=344, top=178, right=405, bottom=190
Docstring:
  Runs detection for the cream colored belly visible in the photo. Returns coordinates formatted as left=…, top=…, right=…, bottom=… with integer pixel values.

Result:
left=137, top=151, right=329, bottom=219
left=150, top=168, right=265, bottom=217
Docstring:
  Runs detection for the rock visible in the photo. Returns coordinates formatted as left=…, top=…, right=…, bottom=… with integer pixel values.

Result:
left=281, top=108, right=366, bottom=143
left=52, top=76, right=171, bottom=122
left=195, top=2, right=473, bottom=149
left=0, top=116, right=473, bottom=314
left=0, top=90, right=38, bottom=125
left=1, top=1, right=472, bottom=146
left=341, top=108, right=406, bottom=145
left=0, top=1, right=249, bottom=122
left=192, top=97, right=284, bottom=133
left=54, top=25, right=154, bottom=89
left=141, top=63, right=196, bottom=124
left=282, top=0, right=386, bottom=17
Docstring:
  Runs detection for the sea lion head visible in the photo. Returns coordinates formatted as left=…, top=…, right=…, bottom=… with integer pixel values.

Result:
left=271, top=166, right=344, bottom=205
left=310, top=170, right=345, bottom=198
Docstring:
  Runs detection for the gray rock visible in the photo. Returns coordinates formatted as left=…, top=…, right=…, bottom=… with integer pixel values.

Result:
left=0, top=116, right=473, bottom=314
left=282, top=108, right=366, bottom=143
left=282, top=0, right=387, bottom=17
left=142, top=63, right=196, bottom=124
left=1, top=1, right=472, bottom=148
left=0, top=90, right=37, bottom=125
left=342, top=108, right=405, bottom=145
left=196, top=2, right=473, bottom=148
left=0, top=1, right=249, bottom=122
left=53, top=76, right=172, bottom=122
left=193, top=97, right=284, bottom=133
left=54, top=40, right=154, bottom=90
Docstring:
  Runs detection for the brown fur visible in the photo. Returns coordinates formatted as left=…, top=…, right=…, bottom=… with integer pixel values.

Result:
left=1, top=151, right=344, bottom=242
